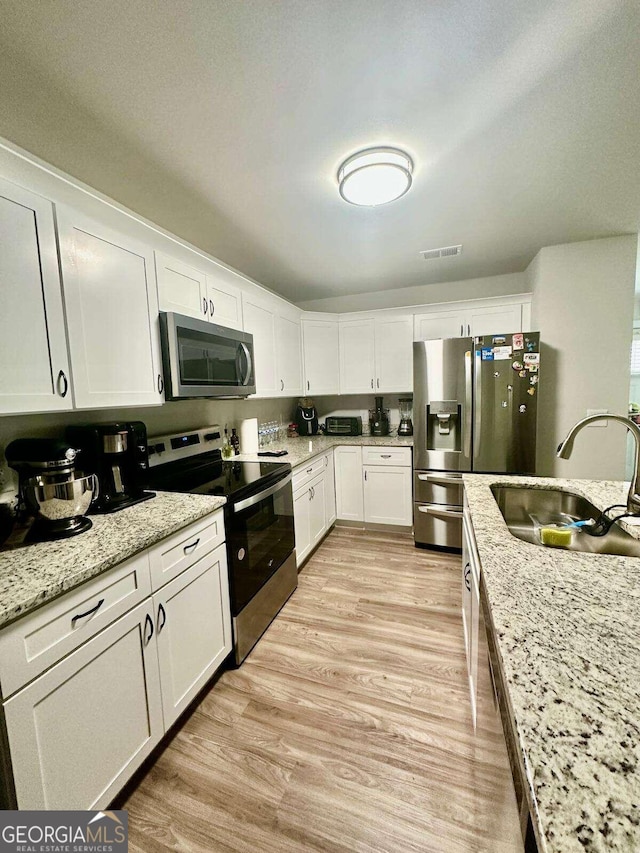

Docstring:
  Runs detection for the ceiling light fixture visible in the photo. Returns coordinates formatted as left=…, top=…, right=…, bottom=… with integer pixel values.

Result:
left=337, top=147, right=413, bottom=206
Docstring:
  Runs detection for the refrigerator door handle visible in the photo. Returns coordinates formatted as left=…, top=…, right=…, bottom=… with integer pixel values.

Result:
left=417, top=474, right=462, bottom=485
left=417, top=505, right=463, bottom=519
left=464, top=349, right=473, bottom=461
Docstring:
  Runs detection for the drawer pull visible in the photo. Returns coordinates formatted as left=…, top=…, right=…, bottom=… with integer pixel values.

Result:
left=144, top=613, right=154, bottom=644
left=71, top=598, right=104, bottom=627
left=417, top=506, right=463, bottom=519
left=417, top=474, right=462, bottom=486
left=157, top=602, right=167, bottom=633
left=380, top=454, right=392, bottom=458
left=183, top=538, right=200, bottom=554
left=306, top=467, right=313, bottom=474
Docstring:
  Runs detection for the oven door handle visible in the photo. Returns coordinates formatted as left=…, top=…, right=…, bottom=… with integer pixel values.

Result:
left=232, top=473, right=292, bottom=513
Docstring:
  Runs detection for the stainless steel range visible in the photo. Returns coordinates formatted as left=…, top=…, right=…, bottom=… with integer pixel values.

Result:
left=144, top=425, right=296, bottom=664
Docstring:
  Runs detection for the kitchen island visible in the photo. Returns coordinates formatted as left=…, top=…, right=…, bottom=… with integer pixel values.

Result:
left=463, top=474, right=640, bottom=853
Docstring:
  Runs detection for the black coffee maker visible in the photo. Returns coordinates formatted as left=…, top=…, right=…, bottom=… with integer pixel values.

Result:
left=66, top=422, right=155, bottom=513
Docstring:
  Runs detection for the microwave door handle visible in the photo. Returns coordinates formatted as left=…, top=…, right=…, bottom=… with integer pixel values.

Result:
left=237, top=342, right=253, bottom=386
left=233, top=473, right=293, bottom=513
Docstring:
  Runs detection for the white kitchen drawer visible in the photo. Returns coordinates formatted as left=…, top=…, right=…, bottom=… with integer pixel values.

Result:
left=0, top=551, right=152, bottom=698
left=362, top=446, right=412, bottom=467
left=148, top=511, right=225, bottom=592
left=292, top=454, right=326, bottom=492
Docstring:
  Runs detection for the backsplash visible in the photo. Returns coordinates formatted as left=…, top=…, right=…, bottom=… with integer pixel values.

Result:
left=0, top=397, right=299, bottom=503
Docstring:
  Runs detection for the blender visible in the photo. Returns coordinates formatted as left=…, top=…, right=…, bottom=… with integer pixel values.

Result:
left=398, top=397, right=414, bottom=436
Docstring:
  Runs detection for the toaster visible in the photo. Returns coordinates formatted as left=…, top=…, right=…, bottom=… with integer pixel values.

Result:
left=324, top=416, right=363, bottom=436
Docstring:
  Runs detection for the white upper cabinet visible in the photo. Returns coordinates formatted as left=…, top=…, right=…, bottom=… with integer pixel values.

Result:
left=467, top=302, right=523, bottom=337
left=57, top=207, right=164, bottom=409
left=0, top=178, right=72, bottom=414
left=242, top=294, right=278, bottom=397
left=276, top=313, right=303, bottom=396
left=414, top=309, right=468, bottom=341
left=156, top=251, right=242, bottom=330
left=339, top=315, right=412, bottom=393
left=205, top=263, right=243, bottom=330
left=414, top=297, right=529, bottom=341
left=242, top=292, right=302, bottom=397
left=155, top=251, right=208, bottom=321
left=339, top=319, right=376, bottom=393
left=302, top=318, right=340, bottom=395
left=374, top=316, right=413, bottom=392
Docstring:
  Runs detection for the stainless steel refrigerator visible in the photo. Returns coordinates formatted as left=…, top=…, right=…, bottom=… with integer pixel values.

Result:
left=413, top=332, right=540, bottom=549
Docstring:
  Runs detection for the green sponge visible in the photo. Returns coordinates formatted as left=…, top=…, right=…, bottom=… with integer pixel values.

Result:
left=540, top=527, right=573, bottom=547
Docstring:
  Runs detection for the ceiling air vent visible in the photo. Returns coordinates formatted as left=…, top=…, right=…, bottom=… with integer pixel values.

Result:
left=420, top=244, right=463, bottom=260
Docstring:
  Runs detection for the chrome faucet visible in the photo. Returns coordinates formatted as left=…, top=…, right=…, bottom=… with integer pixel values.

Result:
left=556, top=414, right=640, bottom=514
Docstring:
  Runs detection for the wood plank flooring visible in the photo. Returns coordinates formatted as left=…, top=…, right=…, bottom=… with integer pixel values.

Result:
left=123, top=527, right=522, bottom=852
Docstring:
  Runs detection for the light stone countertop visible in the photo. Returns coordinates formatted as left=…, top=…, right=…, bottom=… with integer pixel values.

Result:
left=0, top=491, right=226, bottom=630
left=463, top=474, right=640, bottom=853
left=237, top=433, right=413, bottom=467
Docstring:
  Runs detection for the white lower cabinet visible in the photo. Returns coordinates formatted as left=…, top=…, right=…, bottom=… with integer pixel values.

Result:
left=334, top=446, right=364, bottom=521
left=363, top=465, right=412, bottom=526
left=154, top=544, right=231, bottom=729
left=335, top=445, right=412, bottom=526
left=0, top=514, right=231, bottom=810
left=462, top=508, right=481, bottom=727
left=324, top=450, right=337, bottom=526
left=292, top=451, right=335, bottom=568
left=4, top=600, right=163, bottom=810
left=294, top=473, right=326, bottom=568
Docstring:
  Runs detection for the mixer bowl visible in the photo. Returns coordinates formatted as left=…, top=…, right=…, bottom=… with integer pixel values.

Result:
left=23, top=473, right=98, bottom=521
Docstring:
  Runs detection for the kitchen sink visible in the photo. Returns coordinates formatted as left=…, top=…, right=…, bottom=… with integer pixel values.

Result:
left=490, top=485, right=640, bottom=557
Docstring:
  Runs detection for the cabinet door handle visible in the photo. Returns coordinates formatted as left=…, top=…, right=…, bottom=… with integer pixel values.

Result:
left=371, top=378, right=374, bottom=389
left=308, top=488, right=312, bottom=501
left=460, top=324, right=464, bottom=336
left=71, top=598, right=104, bottom=627
left=281, top=379, right=284, bottom=391
left=157, top=602, right=167, bottom=633
left=157, top=374, right=164, bottom=394
left=56, top=369, right=69, bottom=398
left=467, top=324, right=471, bottom=336
left=183, top=537, right=200, bottom=554
left=377, top=378, right=380, bottom=389
left=203, top=297, right=208, bottom=315
left=144, top=613, right=154, bottom=644
left=364, top=470, right=368, bottom=481
left=307, top=380, right=310, bottom=391
left=464, top=564, right=471, bottom=592
left=210, top=299, right=214, bottom=316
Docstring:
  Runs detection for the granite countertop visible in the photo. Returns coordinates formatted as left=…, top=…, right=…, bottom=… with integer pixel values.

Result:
left=0, top=491, right=226, bottom=631
left=237, top=433, right=413, bottom=467
left=463, top=474, right=640, bottom=853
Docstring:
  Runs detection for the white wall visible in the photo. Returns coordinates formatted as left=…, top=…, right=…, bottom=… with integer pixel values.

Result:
left=529, top=235, right=637, bottom=479
left=297, top=272, right=527, bottom=313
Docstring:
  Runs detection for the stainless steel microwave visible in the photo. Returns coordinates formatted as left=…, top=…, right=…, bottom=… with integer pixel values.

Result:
left=159, top=312, right=256, bottom=399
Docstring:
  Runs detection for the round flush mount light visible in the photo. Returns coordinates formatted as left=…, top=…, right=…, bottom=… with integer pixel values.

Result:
left=337, top=147, right=413, bottom=206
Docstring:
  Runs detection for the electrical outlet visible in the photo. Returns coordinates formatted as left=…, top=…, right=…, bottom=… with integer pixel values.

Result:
left=586, top=408, right=608, bottom=427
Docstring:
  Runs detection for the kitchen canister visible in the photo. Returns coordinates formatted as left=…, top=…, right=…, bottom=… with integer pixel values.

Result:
left=239, top=417, right=259, bottom=454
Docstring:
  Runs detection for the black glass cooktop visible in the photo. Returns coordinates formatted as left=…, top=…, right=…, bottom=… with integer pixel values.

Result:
left=145, top=452, right=290, bottom=503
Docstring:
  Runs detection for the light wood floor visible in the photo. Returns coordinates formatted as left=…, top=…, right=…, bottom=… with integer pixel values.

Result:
left=123, top=527, right=522, bottom=852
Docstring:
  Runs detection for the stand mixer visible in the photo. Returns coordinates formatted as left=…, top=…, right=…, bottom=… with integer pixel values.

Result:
left=5, top=438, right=97, bottom=542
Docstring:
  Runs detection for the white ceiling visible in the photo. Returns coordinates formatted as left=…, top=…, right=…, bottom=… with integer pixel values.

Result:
left=0, top=0, right=639, bottom=303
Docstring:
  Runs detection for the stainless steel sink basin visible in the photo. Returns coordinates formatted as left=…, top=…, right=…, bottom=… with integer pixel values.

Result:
left=490, top=485, right=640, bottom=557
